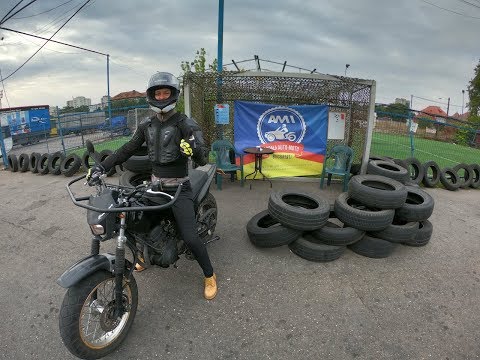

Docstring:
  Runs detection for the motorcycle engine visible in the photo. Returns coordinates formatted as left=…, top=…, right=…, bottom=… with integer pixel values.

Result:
left=144, top=221, right=179, bottom=268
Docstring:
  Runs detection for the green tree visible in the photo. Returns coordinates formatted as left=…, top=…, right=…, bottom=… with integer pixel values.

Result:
left=181, top=48, right=217, bottom=74
left=467, top=59, right=480, bottom=124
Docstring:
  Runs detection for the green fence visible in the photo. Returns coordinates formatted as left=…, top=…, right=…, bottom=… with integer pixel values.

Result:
left=372, top=111, right=480, bottom=169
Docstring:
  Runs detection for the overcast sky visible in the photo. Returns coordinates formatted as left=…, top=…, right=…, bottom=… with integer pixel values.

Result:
left=0, top=0, right=478, bottom=114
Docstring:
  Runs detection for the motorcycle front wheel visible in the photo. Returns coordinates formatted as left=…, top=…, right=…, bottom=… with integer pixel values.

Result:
left=59, top=271, right=138, bottom=359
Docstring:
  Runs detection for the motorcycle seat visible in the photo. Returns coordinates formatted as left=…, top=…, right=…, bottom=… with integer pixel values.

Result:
left=190, top=168, right=208, bottom=201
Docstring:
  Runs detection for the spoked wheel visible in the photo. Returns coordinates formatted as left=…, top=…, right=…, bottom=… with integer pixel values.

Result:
left=197, top=192, right=218, bottom=244
left=59, top=271, right=138, bottom=359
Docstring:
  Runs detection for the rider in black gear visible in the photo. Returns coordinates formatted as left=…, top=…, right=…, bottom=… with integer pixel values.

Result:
left=96, top=72, right=218, bottom=300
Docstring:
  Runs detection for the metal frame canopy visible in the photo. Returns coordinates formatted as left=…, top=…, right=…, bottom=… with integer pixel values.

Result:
left=183, top=70, right=376, bottom=175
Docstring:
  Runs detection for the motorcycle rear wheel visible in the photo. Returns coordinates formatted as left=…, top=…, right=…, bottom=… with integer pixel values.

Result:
left=59, top=271, right=138, bottom=359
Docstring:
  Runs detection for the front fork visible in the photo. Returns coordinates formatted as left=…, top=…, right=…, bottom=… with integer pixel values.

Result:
left=90, top=212, right=128, bottom=318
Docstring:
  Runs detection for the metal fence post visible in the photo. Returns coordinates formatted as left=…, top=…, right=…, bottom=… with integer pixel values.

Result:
left=408, top=113, right=415, bottom=158
left=56, top=107, right=66, bottom=155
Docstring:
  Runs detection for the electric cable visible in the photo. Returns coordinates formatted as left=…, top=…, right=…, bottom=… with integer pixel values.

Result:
left=0, top=68, right=11, bottom=108
left=0, top=0, right=39, bottom=25
left=0, top=0, right=24, bottom=25
left=11, top=0, right=75, bottom=20
left=420, top=0, right=480, bottom=19
left=1, top=0, right=93, bottom=82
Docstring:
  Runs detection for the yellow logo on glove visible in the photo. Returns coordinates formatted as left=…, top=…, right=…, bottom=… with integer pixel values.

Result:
left=180, top=139, right=193, bottom=156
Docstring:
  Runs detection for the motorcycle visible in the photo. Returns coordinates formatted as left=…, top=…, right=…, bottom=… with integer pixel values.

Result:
left=57, top=141, right=218, bottom=359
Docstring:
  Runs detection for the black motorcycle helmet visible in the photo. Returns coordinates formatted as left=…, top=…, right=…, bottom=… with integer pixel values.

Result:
left=146, top=72, right=180, bottom=113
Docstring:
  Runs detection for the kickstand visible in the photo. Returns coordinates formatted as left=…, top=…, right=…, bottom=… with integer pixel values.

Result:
left=205, top=235, right=220, bottom=245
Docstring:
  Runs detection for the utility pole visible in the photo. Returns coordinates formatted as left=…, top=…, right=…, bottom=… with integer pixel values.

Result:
left=345, top=64, right=350, bottom=76
left=462, top=90, right=465, bottom=115
left=0, top=90, right=3, bottom=109
left=447, top=97, right=450, bottom=116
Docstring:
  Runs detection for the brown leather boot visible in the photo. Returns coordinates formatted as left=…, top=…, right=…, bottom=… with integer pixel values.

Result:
left=204, top=273, right=217, bottom=300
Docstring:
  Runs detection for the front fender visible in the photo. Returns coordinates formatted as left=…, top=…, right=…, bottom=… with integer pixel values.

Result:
left=56, top=253, right=115, bottom=288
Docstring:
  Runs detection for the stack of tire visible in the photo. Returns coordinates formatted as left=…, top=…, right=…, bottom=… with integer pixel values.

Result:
left=340, top=174, right=434, bottom=258
left=246, top=189, right=362, bottom=263
left=5, top=149, right=120, bottom=178
left=246, top=174, right=435, bottom=262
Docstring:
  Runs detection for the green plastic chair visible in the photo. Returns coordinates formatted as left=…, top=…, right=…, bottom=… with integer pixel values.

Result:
left=210, top=139, right=244, bottom=190
left=320, top=145, right=354, bottom=192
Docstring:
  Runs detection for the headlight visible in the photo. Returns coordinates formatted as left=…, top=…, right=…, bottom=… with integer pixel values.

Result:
left=90, top=224, right=105, bottom=235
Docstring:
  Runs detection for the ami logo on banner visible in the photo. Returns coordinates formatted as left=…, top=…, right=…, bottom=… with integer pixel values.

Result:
left=234, top=101, right=328, bottom=178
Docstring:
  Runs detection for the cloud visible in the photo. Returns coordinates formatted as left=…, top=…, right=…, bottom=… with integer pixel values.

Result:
left=0, top=0, right=478, bottom=112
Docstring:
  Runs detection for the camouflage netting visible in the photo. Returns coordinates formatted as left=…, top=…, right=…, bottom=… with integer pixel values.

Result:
left=183, top=71, right=374, bottom=164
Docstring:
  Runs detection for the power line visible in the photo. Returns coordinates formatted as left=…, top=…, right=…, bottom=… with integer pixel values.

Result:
left=420, top=0, right=480, bottom=19
left=10, top=0, right=76, bottom=20
left=0, top=0, right=39, bottom=25
left=456, top=0, right=480, bottom=9
left=1, top=0, right=93, bottom=82
left=0, top=0, right=24, bottom=25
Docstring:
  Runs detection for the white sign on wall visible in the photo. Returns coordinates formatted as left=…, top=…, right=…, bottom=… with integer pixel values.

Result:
left=328, top=112, right=346, bottom=139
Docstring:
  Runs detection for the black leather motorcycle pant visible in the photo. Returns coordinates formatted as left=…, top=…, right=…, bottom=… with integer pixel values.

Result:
left=170, top=181, right=214, bottom=277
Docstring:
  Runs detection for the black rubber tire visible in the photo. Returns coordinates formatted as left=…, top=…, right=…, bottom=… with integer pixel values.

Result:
left=422, top=160, right=441, bottom=188
left=469, top=163, right=480, bottom=189
left=395, top=186, right=434, bottom=222
left=59, top=271, right=138, bottom=360
left=348, top=234, right=398, bottom=258
left=369, top=155, right=395, bottom=163
left=309, top=219, right=364, bottom=246
left=403, top=157, right=425, bottom=185
left=348, top=174, right=407, bottom=209
left=367, top=160, right=409, bottom=184
left=18, top=153, right=30, bottom=172
left=247, top=210, right=302, bottom=248
left=369, top=219, right=419, bottom=243
left=403, top=220, right=433, bottom=247
left=334, top=192, right=395, bottom=232
left=7, top=154, right=19, bottom=172
left=268, top=190, right=330, bottom=231
left=48, top=152, right=65, bottom=175
left=122, top=146, right=152, bottom=173
left=439, top=167, right=460, bottom=191
left=38, top=153, right=51, bottom=175
left=453, top=163, right=474, bottom=188
left=29, top=152, right=41, bottom=173
left=99, top=149, right=116, bottom=176
left=288, top=234, right=346, bottom=262
left=82, top=150, right=100, bottom=170
left=393, top=158, right=408, bottom=169
left=60, top=153, right=82, bottom=177
left=119, top=171, right=151, bottom=187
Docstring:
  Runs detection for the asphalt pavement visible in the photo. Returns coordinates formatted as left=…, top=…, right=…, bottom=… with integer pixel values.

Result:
left=0, top=168, right=479, bottom=360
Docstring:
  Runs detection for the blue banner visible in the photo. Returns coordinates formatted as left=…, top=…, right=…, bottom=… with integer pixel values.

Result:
left=234, top=101, right=328, bottom=178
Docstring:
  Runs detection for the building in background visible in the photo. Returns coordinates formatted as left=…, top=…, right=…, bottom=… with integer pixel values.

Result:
left=101, top=95, right=110, bottom=109
left=67, top=96, right=91, bottom=108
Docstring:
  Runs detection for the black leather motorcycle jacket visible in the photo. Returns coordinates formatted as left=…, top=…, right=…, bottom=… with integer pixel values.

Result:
left=101, top=110, right=206, bottom=178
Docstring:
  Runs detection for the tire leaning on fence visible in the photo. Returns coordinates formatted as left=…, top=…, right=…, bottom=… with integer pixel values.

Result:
left=469, top=163, right=480, bottom=189
left=99, top=149, right=116, bottom=177
left=453, top=163, right=474, bottom=188
left=439, top=167, right=460, bottom=191
left=403, top=157, right=425, bottom=185
left=38, top=153, right=51, bottom=175
left=18, top=153, right=30, bottom=172
left=60, top=153, right=82, bottom=177
left=7, top=154, right=19, bottom=172
left=29, top=152, right=41, bottom=174
left=48, top=152, right=65, bottom=175
left=422, top=160, right=441, bottom=188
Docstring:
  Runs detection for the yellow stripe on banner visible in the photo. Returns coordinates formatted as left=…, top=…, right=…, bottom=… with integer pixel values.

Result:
left=243, top=153, right=324, bottom=179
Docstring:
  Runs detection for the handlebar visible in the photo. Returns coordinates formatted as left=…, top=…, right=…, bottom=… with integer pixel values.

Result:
left=66, top=174, right=182, bottom=213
